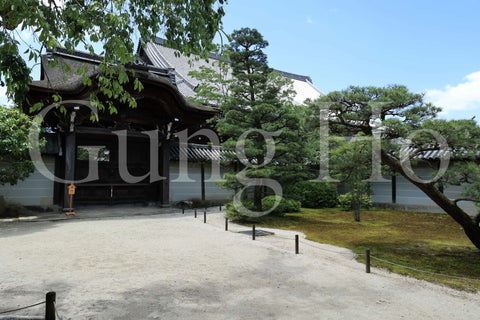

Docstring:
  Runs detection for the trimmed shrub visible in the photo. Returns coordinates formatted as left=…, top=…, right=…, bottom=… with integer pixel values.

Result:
left=284, top=181, right=338, bottom=208
left=225, top=196, right=300, bottom=218
left=187, top=198, right=230, bottom=209
left=338, top=193, right=372, bottom=210
left=261, top=195, right=301, bottom=216
left=225, top=200, right=255, bottom=219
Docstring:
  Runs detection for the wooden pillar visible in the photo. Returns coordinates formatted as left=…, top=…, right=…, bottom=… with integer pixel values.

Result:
left=201, top=162, right=205, bottom=201
left=391, top=175, right=397, bottom=204
left=53, top=155, right=63, bottom=205
left=63, top=131, right=76, bottom=209
left=159, top=140, right=170, bottom=206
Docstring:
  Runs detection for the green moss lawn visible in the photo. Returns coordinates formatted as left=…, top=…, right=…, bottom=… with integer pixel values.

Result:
left=242, top=208, right=480, bottom=292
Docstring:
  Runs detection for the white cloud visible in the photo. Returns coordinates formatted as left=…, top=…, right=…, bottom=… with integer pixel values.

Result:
left=306, top=17, right=314, bottom=24
left=425, top=71, right=480, bottom=118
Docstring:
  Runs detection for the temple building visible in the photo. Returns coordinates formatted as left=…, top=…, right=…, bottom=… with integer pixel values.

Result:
left=0, top=41, right=323, bottom=209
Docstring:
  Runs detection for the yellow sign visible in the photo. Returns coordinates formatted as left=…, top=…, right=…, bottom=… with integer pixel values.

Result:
left=66, top=184, right=76, bottom=216
left=68, top=184, right=76, bottom=195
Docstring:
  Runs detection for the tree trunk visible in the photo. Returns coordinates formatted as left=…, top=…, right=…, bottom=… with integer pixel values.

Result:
left=381, top=150, right=480, bottom=249
left=253, top=133, right=264, bottom=212
left=354, top=206, right=361, bottom=222
left=353, top=191, right=361, bottom=222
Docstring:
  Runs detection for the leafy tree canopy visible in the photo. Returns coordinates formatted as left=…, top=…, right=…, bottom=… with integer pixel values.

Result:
left=309, top=85, right=480, bottom=248
left=0, top=106, right=36, bottom=185
left=0, top=0, right=226, bottom=110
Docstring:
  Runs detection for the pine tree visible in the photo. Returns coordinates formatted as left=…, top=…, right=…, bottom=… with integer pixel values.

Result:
left=197, top=28, right=311, bottom=211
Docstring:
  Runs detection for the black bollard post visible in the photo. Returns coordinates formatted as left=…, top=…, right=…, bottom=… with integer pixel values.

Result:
left=204, top=209, right=206, bottom=223
left=295, top=235, right=299, bottom=254
left=182, top=207, right=185, bottom=214
left=45, top=291, right=56, bottom=320
left=366, top=249, right=371, bottom=273
left=220, top=204, right=222, bottom=211
left=225, top=218, right=228, bottom=231
left=194, top=208, right=197, bottom=218
left=252, top=224, right=256, bottom=240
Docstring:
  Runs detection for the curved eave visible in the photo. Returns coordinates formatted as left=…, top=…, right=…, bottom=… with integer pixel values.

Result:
left=26, top=68, right=218, bottom=119
left=134, top=70, right=219, bottom=116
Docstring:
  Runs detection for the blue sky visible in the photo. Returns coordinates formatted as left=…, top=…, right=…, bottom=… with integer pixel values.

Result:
left=220, top=0, right=480, bottom=120
left=2, top=0, right=479, bottom=120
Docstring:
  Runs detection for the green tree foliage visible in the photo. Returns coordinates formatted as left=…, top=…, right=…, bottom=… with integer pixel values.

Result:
left=308, top=85, right=480, bottom=249
left=225, top=196, right=301, bottom=219
left=191, top=28, right=311, bottom=211
left=0, top=0, right=226, bottom=109
left=337, top=192, right=372, bottom=211
left=330, top=135, right=373, bottom=221
left=0, top=106, right=35, bottom=185
left=189, top=59, right=232, bottom=107
left=261, top=195, right=301, bottom=216
left=283, top=180, right=338, bottom=208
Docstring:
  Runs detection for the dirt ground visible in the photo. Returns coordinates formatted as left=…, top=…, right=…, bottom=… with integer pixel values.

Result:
left=0, top=208, right=479, bottom=319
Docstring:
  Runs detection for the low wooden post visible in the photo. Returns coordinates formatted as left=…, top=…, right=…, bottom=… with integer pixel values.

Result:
left=45, top=291, right=56, bottom=320
left=204, top=210, right=206, bottom=223
left=225, top=218, right=228, bottom=231
left=194, top=208, right=197, bottom=218
left=252, top=224, right=256, bottom=240
left=295, top=235, right=299, bottom=254
left=366, top=249, right=371, bottom=273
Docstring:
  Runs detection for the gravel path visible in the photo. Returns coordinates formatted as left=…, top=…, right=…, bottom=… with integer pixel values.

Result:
left=0, top=210, right=479, bottom=319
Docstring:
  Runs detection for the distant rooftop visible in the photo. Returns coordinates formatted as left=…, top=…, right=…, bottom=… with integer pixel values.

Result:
left=138, top=38, right=323, bottom=104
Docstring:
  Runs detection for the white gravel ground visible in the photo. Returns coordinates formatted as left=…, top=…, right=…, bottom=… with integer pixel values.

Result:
left=1, top=209, right=479, bottom=319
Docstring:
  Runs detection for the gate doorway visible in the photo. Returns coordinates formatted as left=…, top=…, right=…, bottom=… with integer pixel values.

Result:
left=74, top=131, right=159, bottom=205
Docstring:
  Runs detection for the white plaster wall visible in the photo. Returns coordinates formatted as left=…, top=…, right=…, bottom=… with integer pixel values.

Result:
left=0, top=155, right=55, bottom=206
left=169, top=161, right=233, bottom=202
left=371, top=166, right=478, bottom=215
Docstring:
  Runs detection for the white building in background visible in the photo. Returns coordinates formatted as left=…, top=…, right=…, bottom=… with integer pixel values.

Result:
left=138, top=38, right=324, bottom=105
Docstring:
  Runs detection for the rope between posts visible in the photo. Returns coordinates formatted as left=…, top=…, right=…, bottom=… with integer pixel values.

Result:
left=369, top=255, right=480, bottom=282
left=205, top=212, right=361, bottom=260
left=274, top=233, right=354, bottom=255
left=0, top=301, right=45, bottom=315
left=298, top=238, right=355, bottom=256
left=272, top=231, right=480, bottom=282
left=257, top=232, right=358, bottom=259
left=195, top=212, right=480, bottom=282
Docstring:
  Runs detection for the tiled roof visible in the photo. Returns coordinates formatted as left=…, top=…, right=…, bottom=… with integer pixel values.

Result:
left=170, top=143, right=235, bottom=162
left=142, top=41, right=226, bottom=98
left=400, top=146, right=480, bottom=160
left=140, top=38, right=324, bottom=104
left=40, top=48, right=176, bottom=90
left=28, top=49, right=220, bottom=120
left=272, top=69, right=312, bottom=83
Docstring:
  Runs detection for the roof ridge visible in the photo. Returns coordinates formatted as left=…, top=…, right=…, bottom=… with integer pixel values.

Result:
left=151, top=38, right=314, bottom=83
left=272, top=69, right=312, bottom=83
